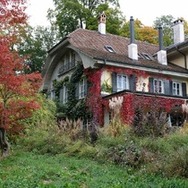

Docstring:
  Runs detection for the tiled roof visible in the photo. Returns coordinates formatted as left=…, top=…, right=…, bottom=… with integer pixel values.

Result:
left=66, top=28, right=188, bottom=74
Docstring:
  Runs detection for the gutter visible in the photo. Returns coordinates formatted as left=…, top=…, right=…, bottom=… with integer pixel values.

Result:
left=94, top=58, right=188, bottom=77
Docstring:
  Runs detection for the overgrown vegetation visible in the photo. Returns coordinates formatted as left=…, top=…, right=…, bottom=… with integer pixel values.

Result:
left=0, top=121, right=187, bottom=187
left=1, top=95, right=188, bottom=186
left=15, top=112, right=188, bottom=179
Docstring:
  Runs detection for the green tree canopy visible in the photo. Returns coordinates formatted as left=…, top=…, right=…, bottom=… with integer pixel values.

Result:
left=18, top=25, right=60, bottom=73
left=153, top=15, right=175, bottom=47
left=47, top=0, right=123, bottom=36
left=120, top=18, right=158, bottom=44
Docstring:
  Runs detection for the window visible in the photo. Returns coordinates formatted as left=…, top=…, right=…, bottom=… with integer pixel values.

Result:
left=150, top=78, right=187, bottom=96
left=117, top=74, right=129, bottom=92
left=104, top=45, right=115, bottom=53
left=59, top=51, right=76, bottom=75
left=138, top=53, right=154, bottom=61
left=153, top=79, right=164, bottom=93
left=172, top=81, right=182, bottom=96
left=79, top=78, right=87, bottom=99
left=60, top=85, right=68, bottom=104
left=50, top=90, right=56, bottom=100
left=112, top=73, right=134, bottom=93
left=65, top=51, right=75, bottom=68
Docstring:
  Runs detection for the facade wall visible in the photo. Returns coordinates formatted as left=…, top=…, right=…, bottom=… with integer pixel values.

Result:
left=48, top=49, right=81, bottom=99
left=44, top=47, right=188, bottom=127
left=100, top=67, right=188, bottom=98
left=136, top=76, right=149, bottom=92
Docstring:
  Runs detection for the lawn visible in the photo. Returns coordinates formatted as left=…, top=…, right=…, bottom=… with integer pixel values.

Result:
left=0, top=150, right=188, bottom=188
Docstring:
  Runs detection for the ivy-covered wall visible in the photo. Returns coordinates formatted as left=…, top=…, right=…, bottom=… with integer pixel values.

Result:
left=52, top=63, right=186, bottom=127
left=53, top=63, right=92, bottom=123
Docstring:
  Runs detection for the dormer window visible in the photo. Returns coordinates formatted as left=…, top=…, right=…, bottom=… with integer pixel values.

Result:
left=104, top=45, right=115, bottom=53
left=138, top=53, right=154, bottom=61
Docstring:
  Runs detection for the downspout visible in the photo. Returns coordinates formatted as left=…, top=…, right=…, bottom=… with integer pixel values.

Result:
left=175, top=46, right=187, bottom=69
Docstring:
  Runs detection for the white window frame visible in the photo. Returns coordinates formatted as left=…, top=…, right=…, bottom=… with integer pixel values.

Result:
left=153, top=79, right=164, bottom=94
left=51, top=90, right=56, bottom=100
left=117, top=74, right=129, bottom=92
left=60, top=85, right=68, bottom=104
left=79, top=78, right=86, bottom=99
left=172, top=81, right=182, bottom=96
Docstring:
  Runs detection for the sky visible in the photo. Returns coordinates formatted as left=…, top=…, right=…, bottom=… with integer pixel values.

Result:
left=26, top=0, right=188, bottom=27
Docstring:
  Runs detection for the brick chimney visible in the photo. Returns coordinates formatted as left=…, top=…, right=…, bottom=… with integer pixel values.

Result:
left=172, top=19, right=185, bottom=44
left=98, top=12, right=106, bottom=35
left=128, top=16, right=138, bottom=60
left=157, top=26, right=167, bottom=65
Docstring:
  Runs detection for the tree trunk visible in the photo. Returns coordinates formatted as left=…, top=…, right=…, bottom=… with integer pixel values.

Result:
left=0, top=128, right=9, bottom=157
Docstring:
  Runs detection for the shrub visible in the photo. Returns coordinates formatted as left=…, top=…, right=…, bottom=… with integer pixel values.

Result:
left=57, top=118, right=84, bottom=141
left=22, top=94, right=56, bottom=127
left=106, top=139, right=144, bottom=168
left=163, top=146, right=188, bottom=178
left=132, top=108, right=169, bottom=137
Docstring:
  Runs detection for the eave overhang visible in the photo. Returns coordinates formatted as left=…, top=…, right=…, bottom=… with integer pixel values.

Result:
left=95, top=58, right=188, bottom=78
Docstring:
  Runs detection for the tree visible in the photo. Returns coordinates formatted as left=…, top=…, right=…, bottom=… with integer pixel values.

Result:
left=47, top=0, right=122, bottom=37
left=18, top=25, right=60, bottom=73
left=0, top=0, right=42, bottom=156
left=120, top=18, right=143, bottom=38
left=179, top=17, right=188, bottom=37
left=120, top=18, right=158, bottom=44
left=153, top=15, right=188, bottom=46
left=137, top=26, right=158, bottom=44
left=98, top=4, right=123, bottom=35
left=153, top=15, right=175, bottom=47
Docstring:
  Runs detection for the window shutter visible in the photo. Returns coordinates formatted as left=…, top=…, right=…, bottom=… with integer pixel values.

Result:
left=164, top=80, right=170, bottom=95
left=112, top=72, right=117, bottom=93
left=182, top=83, right=187, bottom=96
left=129, top=75, right=136, bottom=91
left=149, top=77, right=154, bottom=92
left=169, top=81, right=173, bottom=95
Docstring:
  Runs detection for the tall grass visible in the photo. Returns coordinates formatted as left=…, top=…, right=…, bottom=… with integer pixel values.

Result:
left=15, top=109, right=188, bottom=179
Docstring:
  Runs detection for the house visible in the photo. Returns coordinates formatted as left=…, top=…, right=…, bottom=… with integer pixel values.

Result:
left=41, top=13, right=188, bottom=127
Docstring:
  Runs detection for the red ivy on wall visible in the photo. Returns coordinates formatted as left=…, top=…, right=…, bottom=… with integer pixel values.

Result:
left=121, top=94, right=135, bottom=124
left=106, top=65, right=148, bottom=78
left=84, top=65, right=185, bottom=126
left=84, top=68, right=104, bottom=125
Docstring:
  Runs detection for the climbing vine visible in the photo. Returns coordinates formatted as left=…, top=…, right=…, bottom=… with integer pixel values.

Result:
left=53, top=63, right=91, bottom=122
left=84, top=68, right=103, bottom=125
left=53, top=63, right=185, bottom=127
